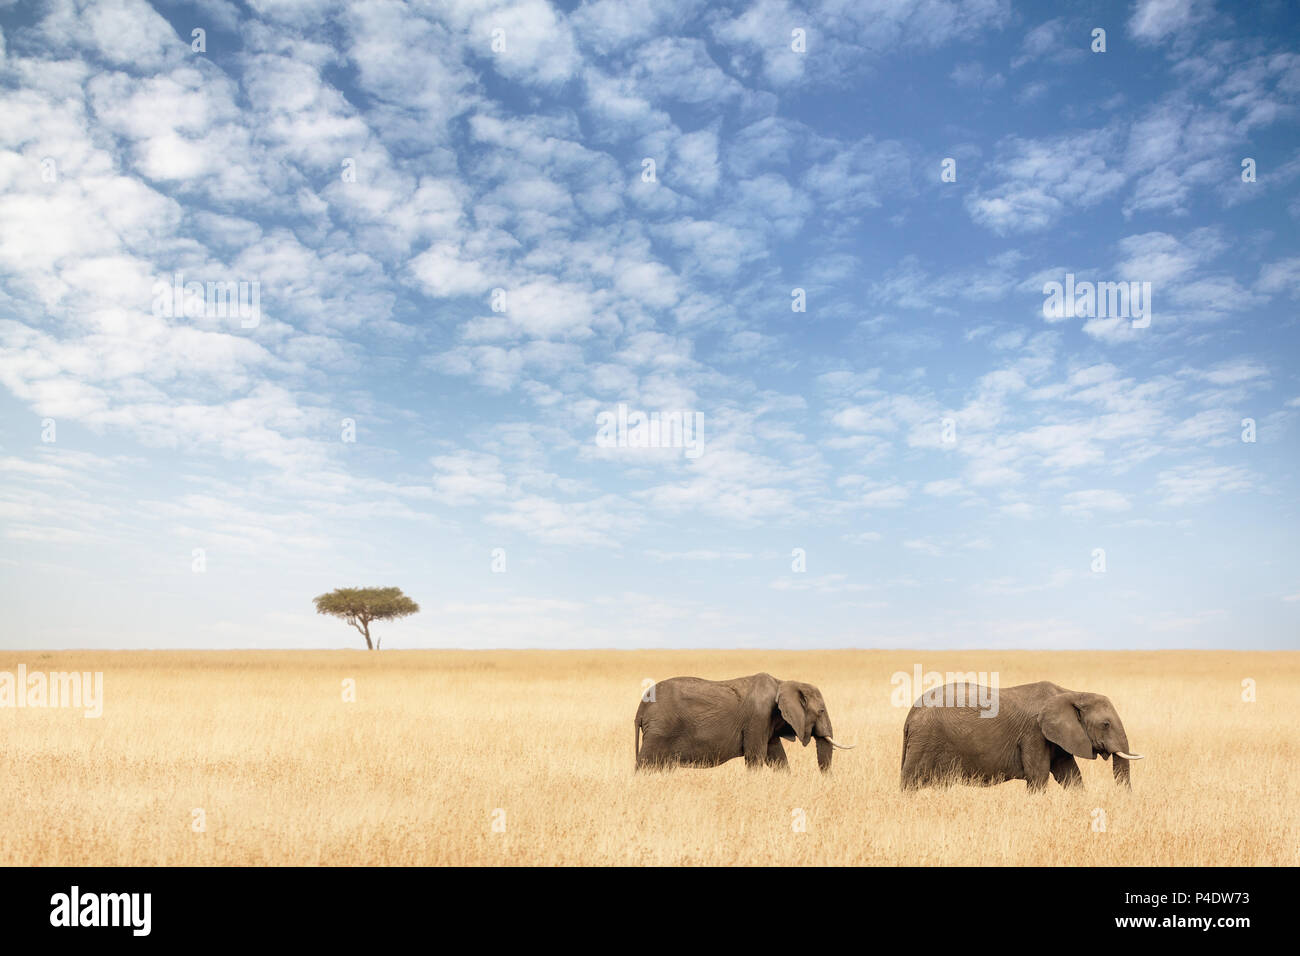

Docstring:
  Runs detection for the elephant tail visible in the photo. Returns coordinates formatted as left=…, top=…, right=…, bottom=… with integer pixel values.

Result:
left=634, top=717, right=642, bottom=763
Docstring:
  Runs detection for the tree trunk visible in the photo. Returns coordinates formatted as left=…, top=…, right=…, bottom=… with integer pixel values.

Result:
left=349, top=618, right=373, bottom=650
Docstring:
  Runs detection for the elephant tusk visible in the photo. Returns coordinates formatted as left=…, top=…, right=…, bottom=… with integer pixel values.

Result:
left=1114, top=751, right=1144, bottom=760
left=823, top=736, right=855, bottom=750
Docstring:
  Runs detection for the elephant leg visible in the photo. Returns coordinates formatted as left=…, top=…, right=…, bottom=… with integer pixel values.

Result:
left=900, top=753, right=922, bottom=789
left=1021, top=738, right=1052, bottom=792
left=1050, top=751, right=1084, bottom=789
left=905, top=756, right=946, bottom=789
left=636, top=736, right=676, bottom=771
left=742, top=716, right=772, bottom=768
left=766, top=737, right=789, bottom=769
left=900, top=744, right=938, bottom=789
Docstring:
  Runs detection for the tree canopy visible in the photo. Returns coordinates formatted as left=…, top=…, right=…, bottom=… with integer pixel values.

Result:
left=313, top=586, right=419, bottom=650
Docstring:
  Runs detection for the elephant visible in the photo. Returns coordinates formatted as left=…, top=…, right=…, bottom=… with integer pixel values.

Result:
left=635, top=673, right=853, bottom=772
left=900, top=681, right=1144, bottom=791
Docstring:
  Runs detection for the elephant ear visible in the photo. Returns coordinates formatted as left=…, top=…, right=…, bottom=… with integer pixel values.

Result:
left=777, top=682, right=811, bottom=746
left=1038, top=693, right=1093, bottom=758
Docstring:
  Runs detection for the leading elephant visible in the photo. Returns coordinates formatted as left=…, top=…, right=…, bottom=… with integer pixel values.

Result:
left=635, top=673, right=853, bottom=772
left=900, top=681, right=1144, bottom=791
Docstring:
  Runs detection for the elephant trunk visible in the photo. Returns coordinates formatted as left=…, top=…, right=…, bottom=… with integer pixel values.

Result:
left=814, top=715, right=835, bottom=772
left=1113, top=755, right=1131, bottom=789
left=815, top=736, right=833, bottom=772
left=1112, top=730, right=1137, bottom=788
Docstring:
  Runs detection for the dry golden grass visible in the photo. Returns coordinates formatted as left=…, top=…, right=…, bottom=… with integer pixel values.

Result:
left=1, top=650, right=1295, bottom=866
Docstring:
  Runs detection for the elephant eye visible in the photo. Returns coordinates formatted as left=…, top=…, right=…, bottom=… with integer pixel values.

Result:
left=1102, top=720, right=1110, bottom=730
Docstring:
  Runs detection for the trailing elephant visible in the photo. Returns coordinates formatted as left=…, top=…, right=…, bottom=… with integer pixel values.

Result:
left=900, top=681, right=1144, bottom=791
left=635, top=673, right=853, bottom=772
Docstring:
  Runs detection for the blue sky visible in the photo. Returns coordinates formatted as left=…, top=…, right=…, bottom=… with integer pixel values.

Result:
left=1, top=0, right=1297, bottom=649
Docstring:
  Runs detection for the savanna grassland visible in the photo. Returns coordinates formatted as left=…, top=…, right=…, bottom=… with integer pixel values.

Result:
left=1, top=650, right=1295, bottom=866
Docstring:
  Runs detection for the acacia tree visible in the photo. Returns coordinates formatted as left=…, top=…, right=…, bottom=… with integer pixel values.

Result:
left=313, top=586, right=419, bottom=650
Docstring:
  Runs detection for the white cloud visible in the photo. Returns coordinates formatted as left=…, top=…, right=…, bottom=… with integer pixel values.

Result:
left=1128, top=0, right=1214, bottom=45
left=1156, top=464, right=1253, bottom=506
left=1061, top=489, right=1132, bottom=515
